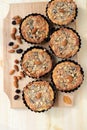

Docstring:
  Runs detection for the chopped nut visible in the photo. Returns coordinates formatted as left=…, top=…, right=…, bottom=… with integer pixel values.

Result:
left=14, top=65, right=19, bottom=72
left=63, top=95, right=72, bottom=104
left=35, top=92, right=42, bottom=99
left=14, top=59, right=19, bottom=64
left=9, top=69, right=15, bottom=75
left=12, top=44, right=19, bottom=49
left=8, top=49, right=15, bottom=53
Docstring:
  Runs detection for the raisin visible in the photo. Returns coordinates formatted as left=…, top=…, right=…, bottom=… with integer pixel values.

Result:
left=14, top=95, right=20, bottom=100
left=12, top=20, right=16, bottom=25
left=8, top=42, right=14, bottom=46
left=16, top=49, right=23, bottom=54
left=15, top=89, right=21, bottom=94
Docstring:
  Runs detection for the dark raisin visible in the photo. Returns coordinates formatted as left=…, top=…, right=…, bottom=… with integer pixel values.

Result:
left=14, top=95, right=20, bottom=100
left=16, top=49, right=23, bottom=54
left=12, top=20, right=16, bottom=25
left=8, top=42, right=14, bottom=46
left=15, top=89, right=21, bottom=94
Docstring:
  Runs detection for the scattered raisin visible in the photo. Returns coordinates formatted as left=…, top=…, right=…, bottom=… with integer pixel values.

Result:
left=8, top=42, right=14, bottom=46
left=12, top=20, right=16, bottom=25
left=16, top=49, right=23, bottom=54
left=14, top=95, right=20, bottom=100
left=15, top=89, right=21, bottom=94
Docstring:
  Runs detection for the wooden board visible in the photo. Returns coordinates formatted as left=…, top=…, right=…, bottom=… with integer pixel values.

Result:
left=3, top=2, right=77, bottom=108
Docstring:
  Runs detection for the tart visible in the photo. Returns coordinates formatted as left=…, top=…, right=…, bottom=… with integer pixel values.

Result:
left=22, top=80, right=55, bottom=112
left=52, top=60, right=84, bottom=92
left=46, top=0, right=77, bottom=25
left=20, top=13, right=49, bottom=44
left=49, top=28, right=81, bottom=59
left=21, top=47, right=52, bottom=78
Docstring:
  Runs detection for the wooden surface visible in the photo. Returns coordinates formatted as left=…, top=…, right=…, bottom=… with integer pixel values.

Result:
left=3, top=2, right=77, bottom=108
left=1, top=0, right=87, bottom=130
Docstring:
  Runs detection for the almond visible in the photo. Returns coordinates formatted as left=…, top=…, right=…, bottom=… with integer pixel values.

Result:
left=67, top=75, right=73, bottom=83
left=12, top=16, right=22, bottom=24
left=14, top=65, right=19, bottom=72
left=34, top=61, right=42, bottom=65
left=13, top=15, right=21, bottom=19
left=59, top=9, right=65, bottom=13
left=9, top=69, right=15, bottom=75
left=14, top=59, right=19, bottom=64
left=8, top=49, right=15, bottom=53
left=13, top=76, right=18, bottom=82
left=32, top=28, right=37, bottom=34
left=11, top=33, right=16, bottom=40
left=20, top=71, right=25, bottom=78
left=11, top=27, right=17, bottom=34
left=35, top=92, right=42, bottom=99
left=12, top=44, right=19, bottom=49
left=16, top=35, right=22, bottom=44
left=13, top=80, right=18, bottom=88
left=16, top=18, right=22, bottom=24
left=17, top=76, right=22, bottom=80
left=61, top=40, right=67, bottom=46
left=63, top=95, right=72, bottom=104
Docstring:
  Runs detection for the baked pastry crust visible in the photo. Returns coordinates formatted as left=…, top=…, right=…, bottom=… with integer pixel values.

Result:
left=46, top=0, right=77, bottom=25
left=21, top=47, right=52, bottom=78
left=52, top=61, right=84, bottom=92
left=49, top=28, right=80, bottom=58
left=20, top=14, right=49, bottom=44
left=23, top=81, right=55, bottom=112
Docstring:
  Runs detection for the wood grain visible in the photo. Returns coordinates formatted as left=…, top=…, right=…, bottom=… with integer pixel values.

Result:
left=3, top=2, right=77, bottom=108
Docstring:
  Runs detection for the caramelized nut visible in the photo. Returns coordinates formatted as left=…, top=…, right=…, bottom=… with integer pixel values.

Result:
left=9, top=69, right=15, bottom=75
left=32, top=28, right=37, bottom=34
left=59, top=9, right=65, bottom=13
left=34, top=61, right=42, bottom=65
left=35, top=93, right=42, bottom=99
left=67, top=75, right=73, bottom=83
left=61, top=40, right=67, bottom=46
left=63, top=95, right=72, bottom=104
